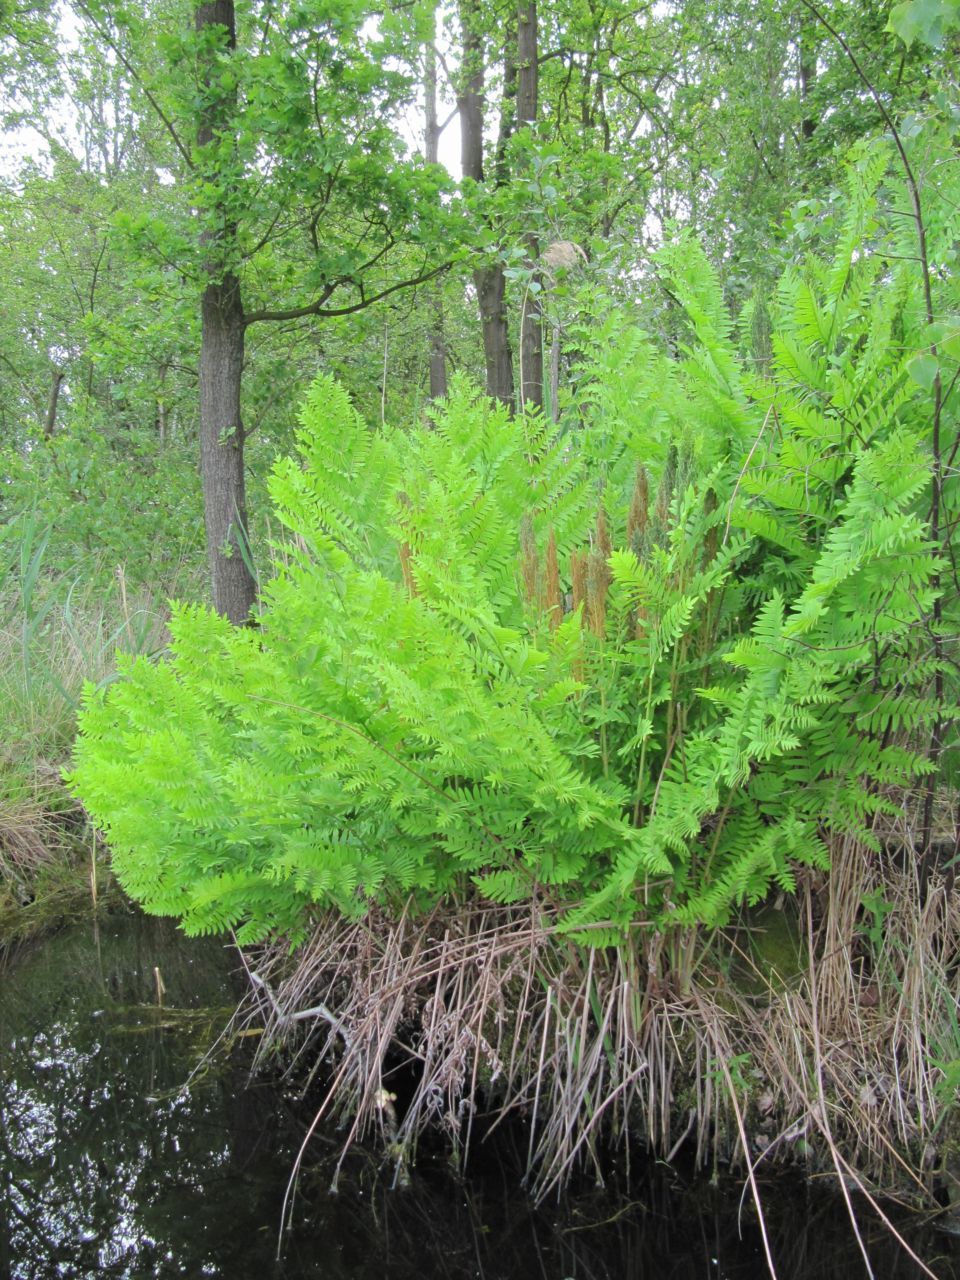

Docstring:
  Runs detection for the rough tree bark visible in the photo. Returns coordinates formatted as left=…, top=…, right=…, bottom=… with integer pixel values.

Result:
left=517, top=0, right=543, bottom=411
left=195, top=0, right=256, bottom=624
left=459, top=0, right=514, bottom=408
left=424, top=27, right=448, bottom=402
left=198, top=270, right=253, bottom=623
left=799, top=23, right=818, bottom=145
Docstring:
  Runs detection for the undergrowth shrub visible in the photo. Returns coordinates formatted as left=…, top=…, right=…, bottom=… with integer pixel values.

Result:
left=0, top=418, right=204, bottom=595
left=69, top=145, right=956, bottom=946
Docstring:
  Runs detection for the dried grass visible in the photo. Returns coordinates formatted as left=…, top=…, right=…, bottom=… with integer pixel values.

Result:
left=234, top=825, right=960, bottom=1250
left=0, top=571, right=170, bottom=904
left=0, top=783, right=66, bottom=885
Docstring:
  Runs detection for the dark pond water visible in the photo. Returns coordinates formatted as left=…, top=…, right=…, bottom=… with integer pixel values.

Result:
left=1, top=912, right=958, bottom=1279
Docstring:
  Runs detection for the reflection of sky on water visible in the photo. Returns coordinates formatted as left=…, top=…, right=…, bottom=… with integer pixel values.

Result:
left=0, top=917, right=257, bottom=1278
left=1, top=915, right=958, bottom=1280
left=5, top=1007, right=239, bottom=1274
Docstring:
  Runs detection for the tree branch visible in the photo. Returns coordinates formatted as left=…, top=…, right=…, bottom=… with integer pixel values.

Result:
left=73, top=1, right=195, bottom=172
left=243, top=262, right=449, bottom=326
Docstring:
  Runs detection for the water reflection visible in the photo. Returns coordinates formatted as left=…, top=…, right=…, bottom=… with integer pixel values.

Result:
left=0, top=913, right=957, bottom=1279
left=0, top=914, right=263, bottom=1277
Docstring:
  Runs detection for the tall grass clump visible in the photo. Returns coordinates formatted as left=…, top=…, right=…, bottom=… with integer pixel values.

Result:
left=69, top=140, right=960, bottom=1214
left=0, top=508, right=176, bottom=931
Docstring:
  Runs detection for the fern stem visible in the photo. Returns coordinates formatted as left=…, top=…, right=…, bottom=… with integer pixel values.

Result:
left=648, top=729, right=677, bottom=821
left=600, top=688, right=609, bottom=778
left=700, top=793, right=735, bottom=889
left=632, top=667, right=656, bottom=827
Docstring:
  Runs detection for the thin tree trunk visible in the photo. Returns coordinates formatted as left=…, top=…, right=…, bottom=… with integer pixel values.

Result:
left=799, top=24, right=818, bottom=145
left=424, top=28, right=448, bottom=401
left=474, top=268, right=514, bottom=404
left=429, top=301, right=448, bottom=401
left=196, top=0, right=256, bottom=623
left=44, top=367, right=63, bottom=438
left=199, top=272, right=253, bottom=622
left=157, top=363, right=168, bottom=445
left=517, top=0, right=542, bottom=411
left=549, top=325, right=560, bottom=422
left=459, top=0, right=514, bottom=409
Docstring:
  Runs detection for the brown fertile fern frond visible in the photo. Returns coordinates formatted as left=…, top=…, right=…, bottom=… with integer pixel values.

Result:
left=543, top=529, right=561, bottom=630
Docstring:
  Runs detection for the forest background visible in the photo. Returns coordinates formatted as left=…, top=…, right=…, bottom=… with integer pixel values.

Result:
left=3, top=0, right=960, bottom=1223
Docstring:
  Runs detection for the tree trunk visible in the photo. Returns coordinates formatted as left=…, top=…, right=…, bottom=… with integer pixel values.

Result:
left=157, top=362, right=169, bottom=445
left=44, top=367, right=63, bottom=438
left=199, top=272, right=254, bottom=623
left=424, top=30, right=448, bottom=402
left=459, top=0, right=514, bottom=409
left=799, top=24, right=817, bottom=145
left=517, top=0, right=542, bottom=411
left=549, top=325, right=560, bottom=422
left=474, top=267, right=513, bottom=405
left=428, top=303, right=448, bottom=402
left=196, top=0, right=256, bottom=623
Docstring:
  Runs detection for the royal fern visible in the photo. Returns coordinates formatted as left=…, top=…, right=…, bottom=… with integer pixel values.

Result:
left=69, top=143, right=956, bottom=943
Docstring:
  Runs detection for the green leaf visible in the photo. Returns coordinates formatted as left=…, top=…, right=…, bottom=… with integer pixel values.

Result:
left=907, top=352, right=940, bottom=390
left=887, top=0, right=960, bottom=47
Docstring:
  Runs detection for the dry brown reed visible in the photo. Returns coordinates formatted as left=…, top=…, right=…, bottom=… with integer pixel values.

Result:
left=744, top=839, right=960, bottom=1202
left=235, top=825, right=960, bottom=1249
left=0, top=784, right=65, bottom=887
left=243, top=901, right=738, bottom=1206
